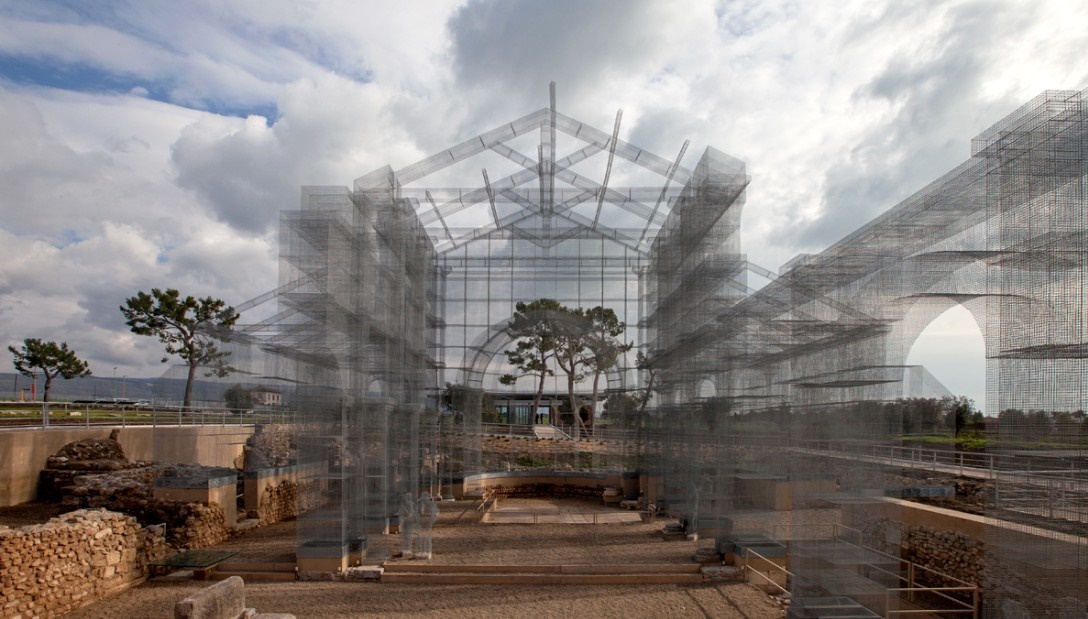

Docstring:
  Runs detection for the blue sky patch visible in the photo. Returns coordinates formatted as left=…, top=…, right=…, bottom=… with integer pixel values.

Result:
left=0, top=54, right=278, bottom=120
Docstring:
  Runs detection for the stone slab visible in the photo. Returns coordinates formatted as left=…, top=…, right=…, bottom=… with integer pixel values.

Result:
left=174, top=575, right=245, bottom=619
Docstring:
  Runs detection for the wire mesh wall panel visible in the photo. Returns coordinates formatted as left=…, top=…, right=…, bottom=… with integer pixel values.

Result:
left=207, top=86, right=1088, bottom=611
left=263, top=178, right=440, bottom=559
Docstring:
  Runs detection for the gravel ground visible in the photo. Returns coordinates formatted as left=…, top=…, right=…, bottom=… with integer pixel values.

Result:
left=61, top=499, right=786, bottom=619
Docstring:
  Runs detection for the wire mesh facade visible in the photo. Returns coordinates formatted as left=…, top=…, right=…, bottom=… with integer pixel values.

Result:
left=217, top=86, right=1088, bottom=613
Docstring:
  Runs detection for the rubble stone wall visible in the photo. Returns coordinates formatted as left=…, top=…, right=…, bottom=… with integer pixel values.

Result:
left=0, top=509, right=166, bottom=619
left=244, top=461, right=326, bottom=525
left=257, top=479, right=322, bottom=525
left=52, top=464, right=234, bottom=549
left=0, top=426, right=253, bottom=507
left=852, top=500, right=1080, bottom=614
left=900, top=525, right=984, bottom=587
left=169, top=502, right=232, bottom=549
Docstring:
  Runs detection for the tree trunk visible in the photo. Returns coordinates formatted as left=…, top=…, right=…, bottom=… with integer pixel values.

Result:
left=532, top=352, right=546, bottom=425
left=183, top=360, right=198, bottom=410
left=591, top=371, right=601, bottom=416
left=567, top=371, right=579, bottom=438
left=43, top=373, right=54, bottom=403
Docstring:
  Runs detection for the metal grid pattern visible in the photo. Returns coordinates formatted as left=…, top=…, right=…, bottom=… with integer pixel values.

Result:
left=215, top=86, right=1087, bottom=612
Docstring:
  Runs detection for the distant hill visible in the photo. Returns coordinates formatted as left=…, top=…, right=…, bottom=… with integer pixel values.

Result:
left=0, top=372, right=287, bottom=406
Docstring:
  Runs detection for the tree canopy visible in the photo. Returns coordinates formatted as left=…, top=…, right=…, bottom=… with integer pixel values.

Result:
left=442, top=382, right=500, bottom=423
left=121, top=288, right=239, bottom=409
left=9, top=338, right=91, bottom=402
left=224, top=384, right=253, bottom=412
left=579, top=306, right=631, bottom=413
left=499, top=299, right=564, bottom=423
left=499, top=299, right=629, bottom=433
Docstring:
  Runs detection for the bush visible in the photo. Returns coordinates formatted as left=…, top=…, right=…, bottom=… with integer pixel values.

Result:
left=956, top=433, right=988, bottom=451
left=515, top=454, right=554, bottom=468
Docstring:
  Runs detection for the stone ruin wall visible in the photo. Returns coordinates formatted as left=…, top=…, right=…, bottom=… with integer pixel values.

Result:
left=256, top=478, right=322, bottom=526
left=867, top=519, right=1076, bottom=615
left=40, top=434, right=234, bottom=550
left=166, top=502, right=232, bottom=549
left=47, top=465, right=234, bottom=550
left=0, top=508, right=167, bottom=619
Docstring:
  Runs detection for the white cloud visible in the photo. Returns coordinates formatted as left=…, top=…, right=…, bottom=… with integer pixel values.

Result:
left=0, top=17, right=177, bottom=75
left=0, top=0, right=1085, bottom=397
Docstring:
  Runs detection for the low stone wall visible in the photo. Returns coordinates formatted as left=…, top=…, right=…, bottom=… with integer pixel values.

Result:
left=901, top=525, right=984, bottom=587
left=255, top=479, right=322, bottom=526
left=153, top=468, right=239, bottom=528
left=484, top=482, right=607, bottom=501
left=244, top=461, right=326, bottom=525
left=168, top=503, right=232, bottom=549
left=848, top=498, right=1088, bottom=614
left=0, top=508, right=166, bottom=618
left=463, top=470, right=622, bottom=498
left=52, top=464, right=234, bottom=550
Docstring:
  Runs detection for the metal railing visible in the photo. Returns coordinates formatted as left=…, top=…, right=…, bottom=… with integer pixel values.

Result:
left=739, top=526, right=980, bottom=618
left=790, top=438, right=1088, bottom=517
left=0, top=401, right=296, bottom=429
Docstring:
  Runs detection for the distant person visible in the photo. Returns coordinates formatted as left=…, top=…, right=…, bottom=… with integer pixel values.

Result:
left=397, top=492, right=418, bottom=558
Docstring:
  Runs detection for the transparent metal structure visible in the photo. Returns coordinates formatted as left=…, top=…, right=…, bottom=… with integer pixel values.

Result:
left=665, top=89, right=1088, bottom=617
left=220, top=86, right=1088, bottom=613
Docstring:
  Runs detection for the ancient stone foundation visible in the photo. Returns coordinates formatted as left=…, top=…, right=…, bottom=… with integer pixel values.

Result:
left=256, top=479, right=321, bottom=525
left=243, top=461, right=326, bottom=526
left=0, top=508, right=166, bottom=618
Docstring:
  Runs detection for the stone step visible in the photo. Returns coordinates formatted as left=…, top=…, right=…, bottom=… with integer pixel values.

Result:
left=380, top=563, right=703, bottom=585
left=212, top=562, right=298, bottom=583
left=382, top=563, right=700, bottom=574
left=381, top=572, right=703, bottom=585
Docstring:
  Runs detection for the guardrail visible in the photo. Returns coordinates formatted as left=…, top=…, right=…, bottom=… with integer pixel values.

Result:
left=0, top=402, right=296, bottom=428
left=740, top=529, right=980, bottom=618
left=477, top=422, right=537, bottom=437
left=793, top=437, right=1086, bottom=478
left=790, top=438, right=1088, bottom=517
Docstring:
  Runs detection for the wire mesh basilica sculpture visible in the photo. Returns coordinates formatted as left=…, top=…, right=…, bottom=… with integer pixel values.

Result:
left=219, top=84, right=1088, bottom=615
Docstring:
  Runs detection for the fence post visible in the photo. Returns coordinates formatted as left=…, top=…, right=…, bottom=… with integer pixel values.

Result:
left=907, top=562, right=915, bottom=602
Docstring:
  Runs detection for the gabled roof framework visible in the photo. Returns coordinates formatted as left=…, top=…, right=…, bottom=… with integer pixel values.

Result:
left=387, top=85, right=692, bottom=258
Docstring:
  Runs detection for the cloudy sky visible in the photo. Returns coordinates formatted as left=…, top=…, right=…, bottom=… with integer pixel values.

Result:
left=0, top=0, right=1085, bottom=407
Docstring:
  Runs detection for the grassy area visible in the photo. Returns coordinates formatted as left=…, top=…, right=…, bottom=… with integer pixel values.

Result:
left=899, top=432, right=1085, bottom=451
left=899, top=434, right=989, bottom=450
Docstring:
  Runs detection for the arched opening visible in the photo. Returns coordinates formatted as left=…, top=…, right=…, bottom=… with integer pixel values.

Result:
left=905, top=304, right=986, bottom=411
left=697, top=378, right=715, bottom=399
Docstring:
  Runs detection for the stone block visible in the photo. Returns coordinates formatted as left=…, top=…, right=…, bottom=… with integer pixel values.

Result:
left=173, top=575, right=245, bottom=619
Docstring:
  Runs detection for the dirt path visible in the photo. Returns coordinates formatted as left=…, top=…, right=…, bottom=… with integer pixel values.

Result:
left=63, top=500, right=786, bottom=618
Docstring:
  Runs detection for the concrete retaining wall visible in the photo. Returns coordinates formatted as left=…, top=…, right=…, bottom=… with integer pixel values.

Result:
left=0, top=426, right=254, bottom=507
